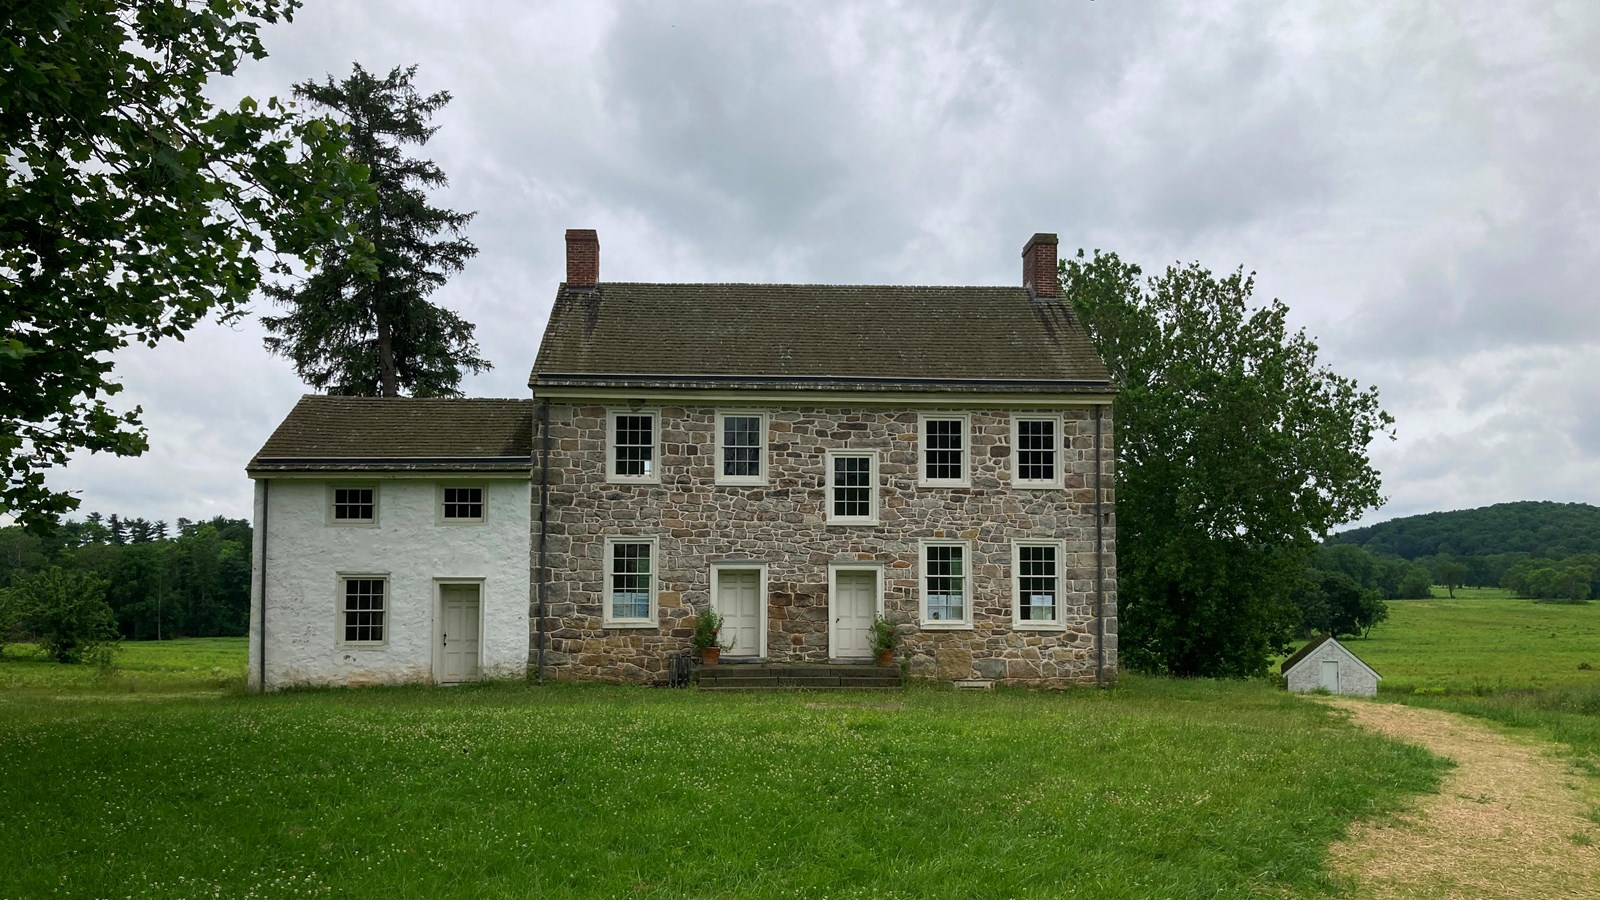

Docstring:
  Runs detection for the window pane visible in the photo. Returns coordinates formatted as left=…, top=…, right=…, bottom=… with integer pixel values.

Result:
left=926, top=545, right=966, bottom=621
left=343, top=578, right=385, bottom=641
left=443, top=486, right=484, bottom=520
left=610, top=542, right=653, bottom=620
left=614, top=415, right=654, bottom=477
left=722, top=415, right=762, bottom=477
left=924, top=419, right=964, bottom=481
left=1019, top=545, right=1058, bottom=622
left=832, top=455, right=872, bottom=518
left=1017, top=420, right=1057, bottom=482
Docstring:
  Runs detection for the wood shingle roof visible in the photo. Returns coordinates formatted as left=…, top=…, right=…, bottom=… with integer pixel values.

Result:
left=247, top=396, right=534, bottom=473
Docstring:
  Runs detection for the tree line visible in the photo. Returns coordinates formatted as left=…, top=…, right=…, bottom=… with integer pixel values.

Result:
left=0, top=515, right=252, bottom=656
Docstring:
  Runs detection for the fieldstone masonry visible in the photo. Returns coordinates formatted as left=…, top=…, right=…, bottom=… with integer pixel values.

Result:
left=532, top=403, right=1117, bottom=687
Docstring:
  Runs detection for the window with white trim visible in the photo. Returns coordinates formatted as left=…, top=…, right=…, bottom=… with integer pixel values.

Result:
left=919, top=414, right=969, bottom=486
left=1012, top=415, right=1063, bottom=488
left=604, top=537, right=658, bottom=627
left=608, top=411, right=658, bottom=482
left=716, top=412, right=766, bottom=484
left=330, top=485, right=376, bottom=524
left=920, top=540, right=970, bottom=627
left=440, top=486, right=485, bottom=522
left=826, top=450, right=878, bottom=524
left=340, top=577, right=386, bottom=644
left=1013, top=541, right=1065, bottom=628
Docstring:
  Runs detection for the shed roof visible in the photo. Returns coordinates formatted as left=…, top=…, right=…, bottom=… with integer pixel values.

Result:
left=247, top=396, right=535, bottom=474
left=529, top=283, right=1114, bottom=392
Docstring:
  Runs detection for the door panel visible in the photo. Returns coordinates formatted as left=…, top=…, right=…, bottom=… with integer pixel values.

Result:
left=439, top=584, right=481, bottom=683
left=1319, top=659, right=1339, bottom=692
left=718, top=570, right=762, bottom=658
left=834, top=570, right=876, bottom=659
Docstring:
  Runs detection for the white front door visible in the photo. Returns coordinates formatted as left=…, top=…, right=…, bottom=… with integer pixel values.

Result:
left=717, top=569, right=762, bottom=658
left=439, top=584, right=481, bottom=683
left=833, top=570, right=877, bottom=659
left=1319, top=659, right=1340, bottom=692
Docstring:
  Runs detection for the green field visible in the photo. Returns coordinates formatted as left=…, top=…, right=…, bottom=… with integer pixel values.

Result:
left=0, top=647, right=1441, bottom=899
left=0, top=637, right=247, bottom=693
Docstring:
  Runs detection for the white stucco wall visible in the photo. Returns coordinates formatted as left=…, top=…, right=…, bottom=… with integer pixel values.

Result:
left=1285, top=640, right=1380, bottom=697
left=248, top=476, right=530, bottom=690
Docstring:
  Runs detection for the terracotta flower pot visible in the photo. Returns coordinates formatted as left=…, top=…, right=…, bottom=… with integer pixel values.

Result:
left=875, top=649, right=894, bottom=668
left=701, top=646, right=721, bottom=666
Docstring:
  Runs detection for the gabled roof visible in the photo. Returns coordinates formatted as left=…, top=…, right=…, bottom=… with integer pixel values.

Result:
left=529, top=283, right=1114, bottom=393
left=247, top=396, right=535, bottom=474
left=1280, top=635, right=1382, bottom=681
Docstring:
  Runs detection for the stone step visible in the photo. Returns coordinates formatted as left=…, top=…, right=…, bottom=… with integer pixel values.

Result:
left=695, top=663, right=903, bottom=691
left=699, top=684, right=903, bottom=693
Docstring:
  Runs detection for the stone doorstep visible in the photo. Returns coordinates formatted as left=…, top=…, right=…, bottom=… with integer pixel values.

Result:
left=695, top=663, right=904, bottom=690
left=699, top=684, right=904, bottom=693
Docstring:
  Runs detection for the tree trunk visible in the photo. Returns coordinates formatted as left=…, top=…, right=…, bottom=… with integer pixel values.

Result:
left=376, top=309, right=398, bottom=397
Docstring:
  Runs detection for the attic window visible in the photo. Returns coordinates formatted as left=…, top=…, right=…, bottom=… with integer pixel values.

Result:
left=330, top=486, right=376, bottom=524
left=608, top=411, right=659, bottom=483
left=441, top=486, right=485, bottom=523
left=1012, top=415, right=1063, bottom=488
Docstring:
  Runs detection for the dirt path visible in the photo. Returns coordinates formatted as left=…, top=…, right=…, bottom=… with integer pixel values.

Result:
left=1323, top=699, right=1600, bottom=899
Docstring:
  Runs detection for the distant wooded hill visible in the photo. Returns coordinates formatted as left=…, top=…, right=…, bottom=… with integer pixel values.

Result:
left=1330, top=501, right=1600, bottom=560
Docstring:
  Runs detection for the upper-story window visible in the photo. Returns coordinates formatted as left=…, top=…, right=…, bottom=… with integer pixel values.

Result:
left=1012, top=414, right=1063, bottom=489
left=825, top=450, right=878, bottom=525
left=440, top=485, right=485, bottom=523
left=607, top=410, right=659, bottom=483
left=716, top=411, right=766, bottom=485
left=918, top=414, right=969, bottom=487
left=330, top=485, right=377, bottom=524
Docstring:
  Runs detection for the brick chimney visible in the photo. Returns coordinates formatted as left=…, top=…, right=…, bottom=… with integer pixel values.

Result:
left=1022, top=232, right=1059, bottom=298
left=565, top=228, right=599, bottom=288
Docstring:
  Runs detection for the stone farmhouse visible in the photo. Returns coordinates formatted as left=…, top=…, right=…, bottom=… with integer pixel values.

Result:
left=246, top=230, right=1118, bottom=690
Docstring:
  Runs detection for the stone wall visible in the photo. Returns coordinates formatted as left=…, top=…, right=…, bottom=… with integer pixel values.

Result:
left=531, top=403, right=1116, bottom=688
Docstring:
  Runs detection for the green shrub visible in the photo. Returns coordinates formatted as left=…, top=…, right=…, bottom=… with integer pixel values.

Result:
left=14, top=567, right=119, bottom=663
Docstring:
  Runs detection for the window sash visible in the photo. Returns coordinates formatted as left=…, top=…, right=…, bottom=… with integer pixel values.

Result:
left=612, top=414, right=655, bottom=478
left=1015, top=419, right=1059, bottom=484
left=442, top=486, right=484, bottom=521
left=1017, top=544, right=1059, bottom=623
left=342, top=578, right=386, bottom=643
left=830, top=454, right=874, bottom=520
left=333, top=487, right=375, bottom=522
left=922, top=418, right=965, bottom=483
left=608, top=541, right=654, bottom=623
left=720, top=414, right=763, bottom=479
left=923, top=544, right=967, bottom=623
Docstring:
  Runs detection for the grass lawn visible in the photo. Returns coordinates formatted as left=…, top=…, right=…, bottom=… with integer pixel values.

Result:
left=0, top=643, right=1443, bottom=899
left=1347, top=591, right=1600, bottom=776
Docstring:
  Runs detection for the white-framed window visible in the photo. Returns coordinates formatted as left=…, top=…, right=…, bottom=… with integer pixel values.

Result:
left=328, top=484, right=377, bottom=525
left=1013, top=540, right=1067, bottom=629
left=715, top=411, right=766, bottom=485
left=1011, top=414, right=1063, bottom=488
left=825, top=450, right=879, bottom=525
left=438, top=485, right=485, bottom=523
left=919, top=539, right=971, bottom=628
left=607, top=410, right=660, bottom=483
left=603, top=535, right=659, bottom=628
left=339, top=575, right=387, bottom=645
left=918, top=413, right=970, bottom=487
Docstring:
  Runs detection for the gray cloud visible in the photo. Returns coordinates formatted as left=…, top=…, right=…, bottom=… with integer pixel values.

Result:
left=44, top=0, right=1600, bottom=529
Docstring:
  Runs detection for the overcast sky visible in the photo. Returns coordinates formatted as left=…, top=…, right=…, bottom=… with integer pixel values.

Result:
left=50, top=0, right=1600, bottom=530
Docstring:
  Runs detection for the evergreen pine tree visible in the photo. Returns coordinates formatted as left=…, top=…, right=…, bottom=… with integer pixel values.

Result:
left=261, top=64, right=489, bottom=397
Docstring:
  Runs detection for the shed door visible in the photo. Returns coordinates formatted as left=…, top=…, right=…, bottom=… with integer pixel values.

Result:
left=1319, top=659, right=1340, bottom=692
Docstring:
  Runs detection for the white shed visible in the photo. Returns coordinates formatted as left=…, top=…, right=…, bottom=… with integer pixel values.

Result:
left=1282, top=635, right=1381, bottom=697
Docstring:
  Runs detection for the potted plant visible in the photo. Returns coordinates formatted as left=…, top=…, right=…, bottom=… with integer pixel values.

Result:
left=870, top=615, right=898, bottom=667
left=692, top=606, right=725, bottom=666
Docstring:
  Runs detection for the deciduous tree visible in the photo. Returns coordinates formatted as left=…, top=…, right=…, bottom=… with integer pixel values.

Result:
left=1, top=0, right=363, bottom=532
left=262, top=64, right=488, bottom=397
left=1063, top=251, right=1393, bottom=677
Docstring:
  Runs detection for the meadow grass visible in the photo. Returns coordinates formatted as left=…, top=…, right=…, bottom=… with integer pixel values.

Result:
left=0, top=637, right=247, bottom=693
left=1352, top=592, right=1600, bottom=776
left=0, top=644, right=1443, bottom=899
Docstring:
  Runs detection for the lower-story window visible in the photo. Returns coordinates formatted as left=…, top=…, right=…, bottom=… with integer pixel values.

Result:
left=604, top=536, right=658, bottom=627
left=341, top=576, right=387, bottom=644
left=1013, top=540, right=1066, bottom=628
left=920, top=539, right=971, bottom=628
